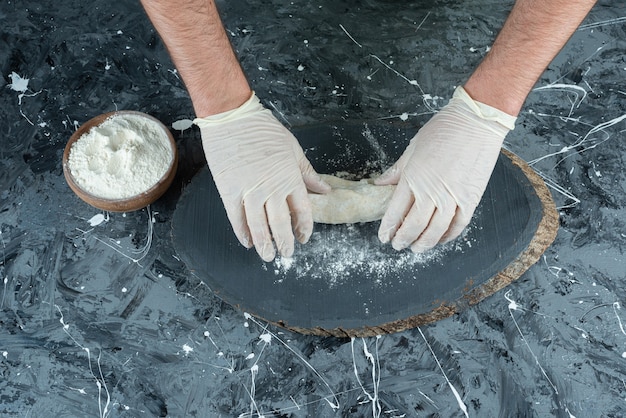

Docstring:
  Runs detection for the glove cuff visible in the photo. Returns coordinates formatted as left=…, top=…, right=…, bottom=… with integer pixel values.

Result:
left=453, top=86, right=517, bottom=130
left=193, top=91, right=266, bottom=128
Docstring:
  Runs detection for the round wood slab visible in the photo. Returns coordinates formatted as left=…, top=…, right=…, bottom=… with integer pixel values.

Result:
left=171, top=121, right=558, bottom=337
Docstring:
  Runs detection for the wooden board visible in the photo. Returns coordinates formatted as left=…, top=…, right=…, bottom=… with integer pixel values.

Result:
left=171, top=121, right=558, bottom=337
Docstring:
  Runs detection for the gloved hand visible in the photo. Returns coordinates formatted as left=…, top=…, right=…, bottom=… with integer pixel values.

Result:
left=194, top=92, right=330, bottom=262
left=375, top=86, right=517, bottom=252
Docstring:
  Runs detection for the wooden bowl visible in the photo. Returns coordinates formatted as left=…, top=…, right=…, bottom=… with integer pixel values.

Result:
left=62, top=111, right=178, bottom=212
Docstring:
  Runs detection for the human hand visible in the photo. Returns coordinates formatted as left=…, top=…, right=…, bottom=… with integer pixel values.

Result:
left=375, top=86, right=517, bottom=252
left=194, top=93, right=330, bottom=262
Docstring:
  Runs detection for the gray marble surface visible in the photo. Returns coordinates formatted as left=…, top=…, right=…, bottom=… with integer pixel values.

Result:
left=1, top=0, right=625, bottom=416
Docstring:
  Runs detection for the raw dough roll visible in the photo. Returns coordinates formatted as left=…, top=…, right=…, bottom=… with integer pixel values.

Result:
left=309, top=174, right=396, bottom=224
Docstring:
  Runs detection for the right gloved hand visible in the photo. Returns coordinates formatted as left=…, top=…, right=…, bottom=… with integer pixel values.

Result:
left=194, top=92, right=330, bottom=262
left=375, top=86, right=517, bottom=252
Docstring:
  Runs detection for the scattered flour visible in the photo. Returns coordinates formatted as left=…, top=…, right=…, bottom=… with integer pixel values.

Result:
left=68, top=113, right=173, bottom=199
left=271, top=222, right=475, bottom=288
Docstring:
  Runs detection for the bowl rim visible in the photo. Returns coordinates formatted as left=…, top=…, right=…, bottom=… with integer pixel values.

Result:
left=62, top=110, right=179, bottom=212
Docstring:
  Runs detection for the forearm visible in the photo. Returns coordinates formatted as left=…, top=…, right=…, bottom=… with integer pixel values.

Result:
left=464, top=0, right=597, bottom=116
left=140, top=0, right=251, bottom=117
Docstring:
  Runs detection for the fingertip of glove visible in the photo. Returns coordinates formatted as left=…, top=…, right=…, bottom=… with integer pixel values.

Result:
left=440, top=226, right=465, bottom=246
left=259, top=247, right=276, bottom=262
left=377, top=227, right=391, bottom=244
left=296, top=231, right=310, bottom=244
left=391, top=238, right=410, bottom=251
left=237, top=234, right=253, bottom=249
left=279, top=245, right=294, bottom=259
left=410, top=240, right=433, bottom=254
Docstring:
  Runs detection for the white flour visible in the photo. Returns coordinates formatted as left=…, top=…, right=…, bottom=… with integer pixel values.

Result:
left=68, top=114, right=173, bottom=199
left=271, top=222, right=476, bottom=288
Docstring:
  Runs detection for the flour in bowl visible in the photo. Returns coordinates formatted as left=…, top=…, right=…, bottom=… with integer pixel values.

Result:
left=68, top=113, right=173, bottom=199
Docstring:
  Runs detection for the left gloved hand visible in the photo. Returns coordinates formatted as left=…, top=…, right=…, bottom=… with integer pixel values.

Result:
left=375, top=86, right=517, bottom=252
left=194, top=92, right=330, bottom=262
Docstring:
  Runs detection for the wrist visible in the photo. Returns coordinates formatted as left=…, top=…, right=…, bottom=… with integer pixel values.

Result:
left=190, top=78, right=253, bottom=118
left=453, top=86, right=517, bottom=131
left=463, top=73, right=527, bottom=117
left=194, top=91, right=265, bottom=128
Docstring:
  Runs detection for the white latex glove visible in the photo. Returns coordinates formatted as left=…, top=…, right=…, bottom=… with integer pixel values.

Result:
left=376, top=86, right=517, bottom=252
left=194, top=92, right=330, bottom=262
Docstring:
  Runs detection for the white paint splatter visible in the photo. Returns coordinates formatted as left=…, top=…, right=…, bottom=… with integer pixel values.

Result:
left=503, top=290, right=579, bottom=417
left=244, top=315, right=340, bottom=411
left=290, top=396, right=301, bottom=410
left=90, top=206, right=154, bottom=266
left=418, top=328, right=468, bottom=418
left=67, top=386, right=87, bottom=395
left=505, top=291, right=519, bottom=311
left=172, top=119, right=193, bottom=132
left=8, top=72, right=42, bottom=125
left=247, top=362, right=263, bottom=417
left=369, top=54, right=423, bottom=93
left=8, top=72, right=29, bottom=92
left=366, top=71, right=376, bottom=81
left=55, top=305, right=111, bottom=418
left=297, top=64, right=305, bottom=71
left=612, top=302, right=626, bottom=335
left=529, top=110, right=626, bottom=167
left=339, top=24, right=363, bottom=48
left=182, top=344, right=194, bottom=355
left=88, top=213, right=108, bottom=227
left=351, top=337, right=382, bottom=418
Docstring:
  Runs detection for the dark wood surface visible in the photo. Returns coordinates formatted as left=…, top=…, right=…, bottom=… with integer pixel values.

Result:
left=172, top=121, right=558, bottom=336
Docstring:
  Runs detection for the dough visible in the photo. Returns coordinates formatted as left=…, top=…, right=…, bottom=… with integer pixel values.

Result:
left=309, top=174, right=396, bottom=224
